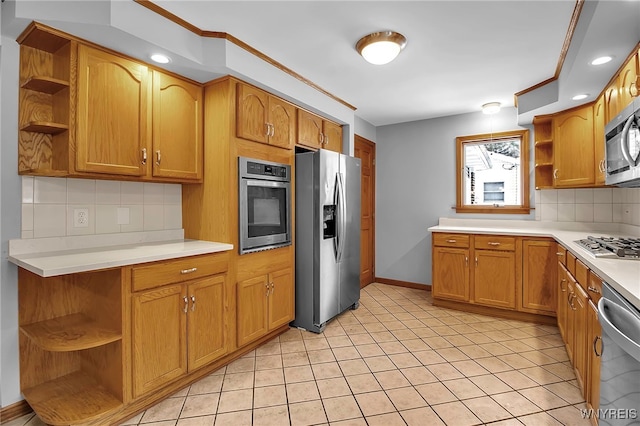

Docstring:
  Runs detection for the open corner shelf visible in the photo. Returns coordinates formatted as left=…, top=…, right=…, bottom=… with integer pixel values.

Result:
left=22, top=371, right=122, bottom=426
left=20, top=313, right=121, bottom=352
left=20, top=121, right=69, bottom=134
left=22, top=76, right=69, bottom=94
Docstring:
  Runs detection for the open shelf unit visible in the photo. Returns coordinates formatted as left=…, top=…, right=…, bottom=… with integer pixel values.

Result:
left=18, top=267, right=124, bottom=425
left=533, top=116, right=554, bottom=189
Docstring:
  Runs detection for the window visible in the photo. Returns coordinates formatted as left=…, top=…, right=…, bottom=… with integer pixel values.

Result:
left=456, top=129, right=530, bottom=214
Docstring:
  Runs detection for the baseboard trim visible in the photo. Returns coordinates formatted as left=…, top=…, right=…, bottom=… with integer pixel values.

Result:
left=0, top=400, right=32, bottom=424
left=433, top=298, right=557, bottom=325
left=374, top=277, right=431, bottom=291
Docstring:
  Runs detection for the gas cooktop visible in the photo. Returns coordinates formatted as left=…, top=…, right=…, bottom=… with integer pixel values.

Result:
left=574, top=236, right=640, bottom=259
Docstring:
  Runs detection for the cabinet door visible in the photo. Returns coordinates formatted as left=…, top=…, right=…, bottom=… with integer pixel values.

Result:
left=132, top=284, right=186, bottom=398
left=237, top=83, right=268, bottom=144
left=557, top=263, right=569, bottom=342
left=237, top=275, right=269, bottom=347
left=521, top=240, right=557, bottom=314
left=268, top=268, right=294, bottom=330
left=566, top=278, right=577, bottom=363
left=268, top=97, right=296, bottom=149
left=76, top=45, right=150, bottom=176
left=604, top=83, right=619, bottom=123
left=323, top=121, right=343, bottom=153
left=593, top=94, right=607, bottom=186
left=553, top=105, right=595, bottom=187
left=573, top=283, right=588, bottom=396
left=432, top=247, right=469, bottom=302
left=474, top=250, right=516, bottom=309
left=152, top=71, right=203, bottom=180
left=586, top=299, right=602, bottom=414
left=618, top=53, right=638, bottom=111
left=297, top=109, right=323, bottom=149
left=187, top=275, right=227, bottom=371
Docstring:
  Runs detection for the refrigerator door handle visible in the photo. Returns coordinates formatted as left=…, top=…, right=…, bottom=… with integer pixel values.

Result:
left=336, top=172, right=347, bottom=263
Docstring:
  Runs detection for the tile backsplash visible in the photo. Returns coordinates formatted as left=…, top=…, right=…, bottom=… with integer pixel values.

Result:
left=535, top=187, right=640, bottom=226
left=21, top=177, right=182, bottom=239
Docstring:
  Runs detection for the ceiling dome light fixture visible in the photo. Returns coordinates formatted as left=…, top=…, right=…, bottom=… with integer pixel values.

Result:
left=482, top=102, right=501, bottom=115
left=150, top=53, right=171, bottom=64
left=591, top=56, right=612, bottom=66
left=356, top=31, right=407, bottom=65
left=572, top=94, right=589, bottom=101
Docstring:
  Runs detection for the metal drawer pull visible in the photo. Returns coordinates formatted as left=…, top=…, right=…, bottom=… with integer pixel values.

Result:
left=588, top=286, right=600, bottom=294
left=156, top=150, right=161, bottom=165
left=180, top=267, right=198, bottom=274
left=141, top=148, right=147, bottom=165
left=593, top=335, right=602, bottom=357
left=556, top=252, right=564, bottom=256
left=191, top=295, right=196, bottom=312
left=266, top=282, right=270, bottom=297
left=560, top=278, right=567, bottom=292
left=271, top=282, right=275, bottom=294
left=446, top=239, right=457, bottom=243
left=487, top=242, right=501, bottom=246
left=183, top=296, right=188, bottom=313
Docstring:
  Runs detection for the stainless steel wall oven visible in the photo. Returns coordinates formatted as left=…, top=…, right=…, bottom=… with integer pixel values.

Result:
left=238, top=157, right=291, bottom=254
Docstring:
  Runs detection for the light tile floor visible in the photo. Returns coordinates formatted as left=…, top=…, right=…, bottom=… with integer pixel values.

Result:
left=6, top=283, right=593, bottom=426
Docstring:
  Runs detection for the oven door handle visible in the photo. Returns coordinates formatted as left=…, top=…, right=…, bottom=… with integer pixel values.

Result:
left=598, top=297, right=640, bottom=362
left=620, top=113, right=638, bottom=168
left=246, top=179, right=288, bottom=188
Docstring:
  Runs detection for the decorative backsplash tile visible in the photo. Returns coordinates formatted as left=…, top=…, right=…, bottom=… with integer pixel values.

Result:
left=536, top=187, right=640, bottom=226
left=21, top=177, right=182, bottom=239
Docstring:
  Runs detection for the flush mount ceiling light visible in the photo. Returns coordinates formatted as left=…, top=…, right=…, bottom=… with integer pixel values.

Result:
left=150, top=53, right=171, bottom=64
left=482, top=102, right=501, bottom=115
left=591, top=56, right=613, bottom=66
left=356, top=31, right=407, bottom=65
left=572, top=94, right=589, bottom=101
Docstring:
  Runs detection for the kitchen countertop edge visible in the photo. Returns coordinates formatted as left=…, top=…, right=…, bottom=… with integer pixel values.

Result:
left=429, top=223, right=640, bottom=311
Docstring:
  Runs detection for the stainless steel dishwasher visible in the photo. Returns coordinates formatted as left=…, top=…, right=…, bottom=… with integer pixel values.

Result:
left=598, top=282, right=640, bottom=426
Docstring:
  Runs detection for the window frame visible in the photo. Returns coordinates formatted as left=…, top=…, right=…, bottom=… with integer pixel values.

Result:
left=455, top=129, right=530, bottom=214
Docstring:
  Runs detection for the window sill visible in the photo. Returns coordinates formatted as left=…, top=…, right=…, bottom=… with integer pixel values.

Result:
left=454, top=206, right=533, bottom=214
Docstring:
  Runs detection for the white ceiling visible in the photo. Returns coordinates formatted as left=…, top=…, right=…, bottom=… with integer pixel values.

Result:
left=154, top=0, right=640, bottom=127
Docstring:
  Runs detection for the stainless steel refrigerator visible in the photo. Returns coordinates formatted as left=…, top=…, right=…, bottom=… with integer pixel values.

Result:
left=292, top=149, right=361, bottom=333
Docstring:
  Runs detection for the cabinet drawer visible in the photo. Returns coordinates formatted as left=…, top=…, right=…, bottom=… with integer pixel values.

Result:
left=556, top=245, right=567, bottom=265
left=566, top=252, right=576, bottom=276
left=132, top=253, right=228, bottom=292
left=575, top=259, right=589, bottom=289
left=587, top=270, right=603, bottom=304
left=474, top=235, right=515, bottom=251
left=433, top=233, right=469, bottom=248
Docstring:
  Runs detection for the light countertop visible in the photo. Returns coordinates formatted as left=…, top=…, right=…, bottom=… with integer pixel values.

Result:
left=428, top=219, right=640, bottom=311
left=8, top=230, right=233, bottom=277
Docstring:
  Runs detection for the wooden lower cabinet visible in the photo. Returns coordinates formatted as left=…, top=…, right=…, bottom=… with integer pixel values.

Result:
left=132, top=274, right=227, bottom=398
left=521, top=239, right=557, bottom=314
left=237, top=267, right=294, bottom=347
left=557, top=263, right=569, bottom=342
left=474, top=249, right=516, bottom=309
left=432, top=246, right=470, bottom=302
left=572, top=282, right=588, bottom=393
left=587, top=299, right=602, bottom=423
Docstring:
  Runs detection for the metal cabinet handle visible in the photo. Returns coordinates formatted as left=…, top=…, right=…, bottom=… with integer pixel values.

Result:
left=156, top=150, right=161, bottom=165
left=599, top=159, right=606, bottom=173
left=465, top=256, right=468, bottom=266
left=560, top=278, right=567, bottom=292
left=593, top=335, right=602, bottom=357
left=569, top=293, right=577, bottom=311
left=265, top=123, right=270, bottom=137
left=265, top=282, right=270, bottom=297
left=475, top=257, right=478, bottom=266
left=183, top=296, right=188, bottom=313
left=270, top=282, right=275, bottom=295
left=487, top=242, right=501, bottom=246
left=325, top=135, right=329, bottom=146
left=267, top=123, right=275, bottom=137
left=553, top=169, right=558, bottom=179
left=191, top=295, right=196, bottom=312
left=180, top=267, right=198, bottom=274
left=556, top=252, right=564, bottom=256
left=319, top=133, right=324, bottom=145
left=446, top=239, right=457, bottom=243
left=141, top=148, right=147, bottom=165
left=588, top=285, right=600, bottom=294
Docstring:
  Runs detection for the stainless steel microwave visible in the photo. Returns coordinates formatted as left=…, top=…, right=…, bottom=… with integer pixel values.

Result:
left=605, top=99, right=640, bottom=187
left=238, top=157, right=292, bottom=254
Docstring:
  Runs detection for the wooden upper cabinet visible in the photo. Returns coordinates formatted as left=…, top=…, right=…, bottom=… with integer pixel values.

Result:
left=604, top=82, right=620, bottom=124
left=76, top=45, right=151, bottom=176
left=152, top=71, right=203, bottom=181
left=298, top=109, right=324, bottom=149
left=618, top=52, right=639, bottom=112
left=593, top=94, right=607, bottom=186
left=553, top=104, right=595, bottom=187
left=298, top=109, right=343, bottom=153
left=323, top=120, right=343, bottom=153
left=236, top=83, right=296, bottom=149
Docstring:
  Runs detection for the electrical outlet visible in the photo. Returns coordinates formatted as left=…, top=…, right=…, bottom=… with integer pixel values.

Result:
left=73, top=208, right=89, bottom=228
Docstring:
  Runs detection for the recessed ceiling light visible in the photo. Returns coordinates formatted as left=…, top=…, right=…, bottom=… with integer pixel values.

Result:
left=356, top=31, right=407, bottom=65
left=572, top=94, right=589, bottom=101
left=591, top=56, right=612, bottom=66
left=150, top=53, right=171, bottom=64
left=482, top=102, right=501, bottom=115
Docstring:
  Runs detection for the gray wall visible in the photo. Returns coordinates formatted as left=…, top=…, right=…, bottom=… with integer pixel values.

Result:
left=375, top=107, right=532, bottom=285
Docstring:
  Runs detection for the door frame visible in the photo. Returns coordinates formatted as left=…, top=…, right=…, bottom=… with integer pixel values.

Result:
left=354, top=134, right=376, bottom=288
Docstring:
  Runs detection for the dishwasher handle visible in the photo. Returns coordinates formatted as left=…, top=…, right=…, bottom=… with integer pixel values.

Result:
left=598, top=297, right=640, bottom=363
